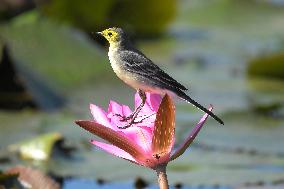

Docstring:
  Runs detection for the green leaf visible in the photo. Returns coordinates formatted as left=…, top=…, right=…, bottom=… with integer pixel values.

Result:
left=9, top=132, right=62, bottom=161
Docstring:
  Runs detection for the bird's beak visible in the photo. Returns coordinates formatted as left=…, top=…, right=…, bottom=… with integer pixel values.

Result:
left=96, top=32, right=103, bottom=36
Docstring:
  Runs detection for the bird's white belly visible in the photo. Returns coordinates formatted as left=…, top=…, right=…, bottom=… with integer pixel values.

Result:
left=108, top=47, right=174, bottom=96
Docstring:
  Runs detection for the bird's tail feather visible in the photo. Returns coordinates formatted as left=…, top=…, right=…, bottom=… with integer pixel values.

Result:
left=177, top=91, right=224, bottom=125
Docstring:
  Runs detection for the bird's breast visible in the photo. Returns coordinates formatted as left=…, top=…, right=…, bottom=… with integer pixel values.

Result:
left=108, top=47, right=138, bottom=88
left=108, top=47, right=124, bottom=75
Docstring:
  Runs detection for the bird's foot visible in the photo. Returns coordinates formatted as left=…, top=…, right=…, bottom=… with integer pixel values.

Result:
left=117, top=119, right=140, bottom=129
left=114, top=113, right=133, bottom=122
left=117, top=113, right=156, bottom=129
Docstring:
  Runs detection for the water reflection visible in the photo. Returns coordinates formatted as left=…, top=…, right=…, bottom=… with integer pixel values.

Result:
left=63, top=178, right=233, bottom=189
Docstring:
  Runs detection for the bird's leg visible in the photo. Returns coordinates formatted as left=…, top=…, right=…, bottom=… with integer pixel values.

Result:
left=118, top=90, right=146, bottom=129
left=133, top=113, right=156, bottom=123
left=115, top=90, right=146, bottom=121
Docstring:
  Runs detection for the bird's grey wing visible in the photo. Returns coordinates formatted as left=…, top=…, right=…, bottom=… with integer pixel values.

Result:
left=119, top=50, right=188, bottom=91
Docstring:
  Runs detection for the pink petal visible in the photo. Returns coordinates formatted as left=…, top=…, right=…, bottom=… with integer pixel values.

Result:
left=146, top=93, right=162, bottom=112
left=90, top=104, right=111, bottom=127
left=134, top=92, right=141, bottom=107
left=108, top=100, right=123, bottom=116
left=75, top=120, right=146, bottom=162
left=122, top=105, right=132, bottom=116
left=107, top=101, right=129, bottom=128
left=170, top=106, right=213, bottom=161
left=126, top=113, right=156, bottom=128
left=91, top=140, right=137, bottom=163
left=109, top=115, right=124, bottom=129
left=135, top=92, right=152, bottom=113
left=124, top=126, right=153, bottom=153
left=134, top=92, right=160, bottom=126
left=151, top=94, right=175, bottom=163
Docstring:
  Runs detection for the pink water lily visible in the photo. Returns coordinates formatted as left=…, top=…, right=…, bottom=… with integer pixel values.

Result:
left=75, top=92, right=213, bottom=169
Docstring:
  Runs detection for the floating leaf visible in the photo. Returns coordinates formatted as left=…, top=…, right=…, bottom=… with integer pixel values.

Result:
left=9, top=132, right=62, bottom=161
left=0, top=171, right=22, bottom=189
left=6, top=166, right=60, bottom=189
left=248, top=52, right=284, bottom=80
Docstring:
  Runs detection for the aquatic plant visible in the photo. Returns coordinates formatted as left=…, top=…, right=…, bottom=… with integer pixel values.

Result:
left=75, top=92, right=212, bottom=188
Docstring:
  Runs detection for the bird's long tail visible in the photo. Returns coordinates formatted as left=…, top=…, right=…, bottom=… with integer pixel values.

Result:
left=177, top=91, right=224, bottom=125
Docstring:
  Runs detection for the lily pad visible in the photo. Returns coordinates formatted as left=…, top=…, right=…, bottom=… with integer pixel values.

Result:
left=40, top=0, right=176, bottom=35
left=6, top=165, right=60, bottom=189
left=248, top=52, right=284, bottom=80
left=9, top=132, right=63, bottom=161
left=0, top=171, right=23, bottom=189
left=40, top=0, right=114, bottom=31
left=0, top=11, right=111, bottom=89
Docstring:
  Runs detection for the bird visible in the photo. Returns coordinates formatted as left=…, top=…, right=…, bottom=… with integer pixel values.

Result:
left=97, top=27, right=224, bottom=128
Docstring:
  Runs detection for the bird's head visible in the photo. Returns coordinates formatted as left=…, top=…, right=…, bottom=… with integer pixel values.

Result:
left=97, top=27, right=126, bottom=46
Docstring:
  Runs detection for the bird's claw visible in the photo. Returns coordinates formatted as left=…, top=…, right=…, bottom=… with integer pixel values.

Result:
left=114, top=113, right=133, bottom=122
left=118, top=119, right=143, bottom=129
left=117, top=113, right=156, bottom=129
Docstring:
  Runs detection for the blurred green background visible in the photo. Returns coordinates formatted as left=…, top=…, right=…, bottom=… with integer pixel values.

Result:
left=1, top=0, right=284, bottom=188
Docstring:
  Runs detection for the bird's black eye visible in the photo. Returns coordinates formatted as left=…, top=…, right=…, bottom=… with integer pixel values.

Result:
left=108, top=32, right=113, bottom=37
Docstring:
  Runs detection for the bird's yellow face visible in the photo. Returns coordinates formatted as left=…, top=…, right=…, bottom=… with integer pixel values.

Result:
left=98, top=28, right=120, bottom=44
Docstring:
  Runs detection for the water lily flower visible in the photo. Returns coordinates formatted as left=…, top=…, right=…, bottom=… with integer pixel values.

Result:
left=75, top=92, right=212, bottom=189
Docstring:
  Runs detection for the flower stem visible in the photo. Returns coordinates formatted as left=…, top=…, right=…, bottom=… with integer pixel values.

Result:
left=156, top=164, right=169, bottom=189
